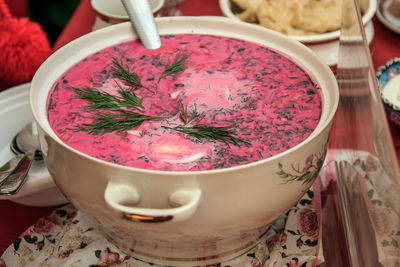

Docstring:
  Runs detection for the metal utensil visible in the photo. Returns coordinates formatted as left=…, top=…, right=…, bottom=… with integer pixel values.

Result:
left=0, top=121, right=42, bottom=195
left=121, top=0, right=161, bottom=49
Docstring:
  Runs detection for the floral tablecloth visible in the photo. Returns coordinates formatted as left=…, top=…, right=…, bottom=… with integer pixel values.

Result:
left=0, top=192, right=322, bottom=267
left=0, top=188, right=322, bottom=267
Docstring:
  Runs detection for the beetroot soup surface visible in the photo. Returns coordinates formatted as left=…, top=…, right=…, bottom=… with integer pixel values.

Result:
left=47, top=34, right=322, bottom=171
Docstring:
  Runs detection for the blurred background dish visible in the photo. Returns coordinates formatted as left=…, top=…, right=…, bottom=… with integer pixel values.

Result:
left=219, top=0, right=376, bottom=43
left=91, top=0, right=165, bottom=31
left=0, top=83, right=67, bottom=207
left=376, top=57, right=400, bottom=127
left=376, top=0, right=400, bottom=34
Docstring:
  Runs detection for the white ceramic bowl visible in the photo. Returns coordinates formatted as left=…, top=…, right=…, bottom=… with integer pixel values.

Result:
left=219, top=0, right=377, bottom=44
left=30, top=16, right=339, bottom=266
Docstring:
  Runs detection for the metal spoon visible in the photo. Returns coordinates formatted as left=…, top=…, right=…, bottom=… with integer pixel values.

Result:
left=0, top=122, right=42, bottom=195
left=121, top=0, right=161, bottom=49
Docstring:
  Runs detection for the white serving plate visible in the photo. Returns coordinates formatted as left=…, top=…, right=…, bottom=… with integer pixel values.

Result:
left=219, top=0, right=377, bottom=43
left=0, top=83, right=67, bottom=207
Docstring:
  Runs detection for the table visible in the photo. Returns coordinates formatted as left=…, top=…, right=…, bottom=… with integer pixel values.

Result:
left=1, top=0, right=399, bottom=257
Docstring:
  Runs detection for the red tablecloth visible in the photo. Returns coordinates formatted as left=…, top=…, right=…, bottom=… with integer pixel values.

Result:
left=1, top=0, right=400, bottom=256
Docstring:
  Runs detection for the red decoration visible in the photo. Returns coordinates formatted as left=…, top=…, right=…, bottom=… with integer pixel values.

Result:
left=0, top=0, right=51, bottom=90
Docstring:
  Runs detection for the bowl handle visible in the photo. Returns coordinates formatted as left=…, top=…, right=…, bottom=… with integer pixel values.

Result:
left=104, top=180, right=202, bottom=223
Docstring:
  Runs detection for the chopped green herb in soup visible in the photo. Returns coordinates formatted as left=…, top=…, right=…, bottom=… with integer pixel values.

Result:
left=47, top=34, right=322, bottom=171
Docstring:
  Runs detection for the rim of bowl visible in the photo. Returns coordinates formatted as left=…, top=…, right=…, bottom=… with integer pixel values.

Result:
left=376, top=57, right=400, bottom=111
left=218, top=0, right=377, bottom=44
left=30, top=16, right=339, bottom=176
left=91, top=0, right=165, bottom=19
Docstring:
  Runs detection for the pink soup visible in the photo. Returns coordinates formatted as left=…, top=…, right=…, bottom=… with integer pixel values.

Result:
left=47, top=34, right=322, bottom=171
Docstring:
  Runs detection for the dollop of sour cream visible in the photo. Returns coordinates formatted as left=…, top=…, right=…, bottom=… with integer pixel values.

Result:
left=382, top=75, right=400, bottom=110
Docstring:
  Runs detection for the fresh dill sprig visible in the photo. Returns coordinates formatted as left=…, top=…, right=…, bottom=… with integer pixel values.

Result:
left=73, top=110, right=165, bottom=135
left=158, top=54, right=190, bottom=83
left=162, top=124, right=250, bottom=147
left=73, top=87, right=120, bottom=110
left=72, top=85, right=143, bottom=112
left=111, top=59, right=154, bottom=93
left=115, top=81, right=143, bottom=111
left=179, top=103, right=201, bottom=125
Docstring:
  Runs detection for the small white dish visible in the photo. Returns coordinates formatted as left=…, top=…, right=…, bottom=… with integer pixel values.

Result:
left=0, top=83, right=67, bottom=207
left=376, top=0, right=400, bottom=34
left=91, top=0, right=165, bottom=31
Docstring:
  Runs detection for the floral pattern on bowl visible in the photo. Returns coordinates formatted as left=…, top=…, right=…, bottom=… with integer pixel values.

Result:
left=277, top=144, right=328, bottom=185
left=376, top=57, right=400, bottom=127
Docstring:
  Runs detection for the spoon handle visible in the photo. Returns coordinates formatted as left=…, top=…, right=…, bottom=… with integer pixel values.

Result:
left=121, top=0, right=161, bottom=49
left=0, top=152, right=33, bottom=195
left=0, top=154, right=25, bottom=183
